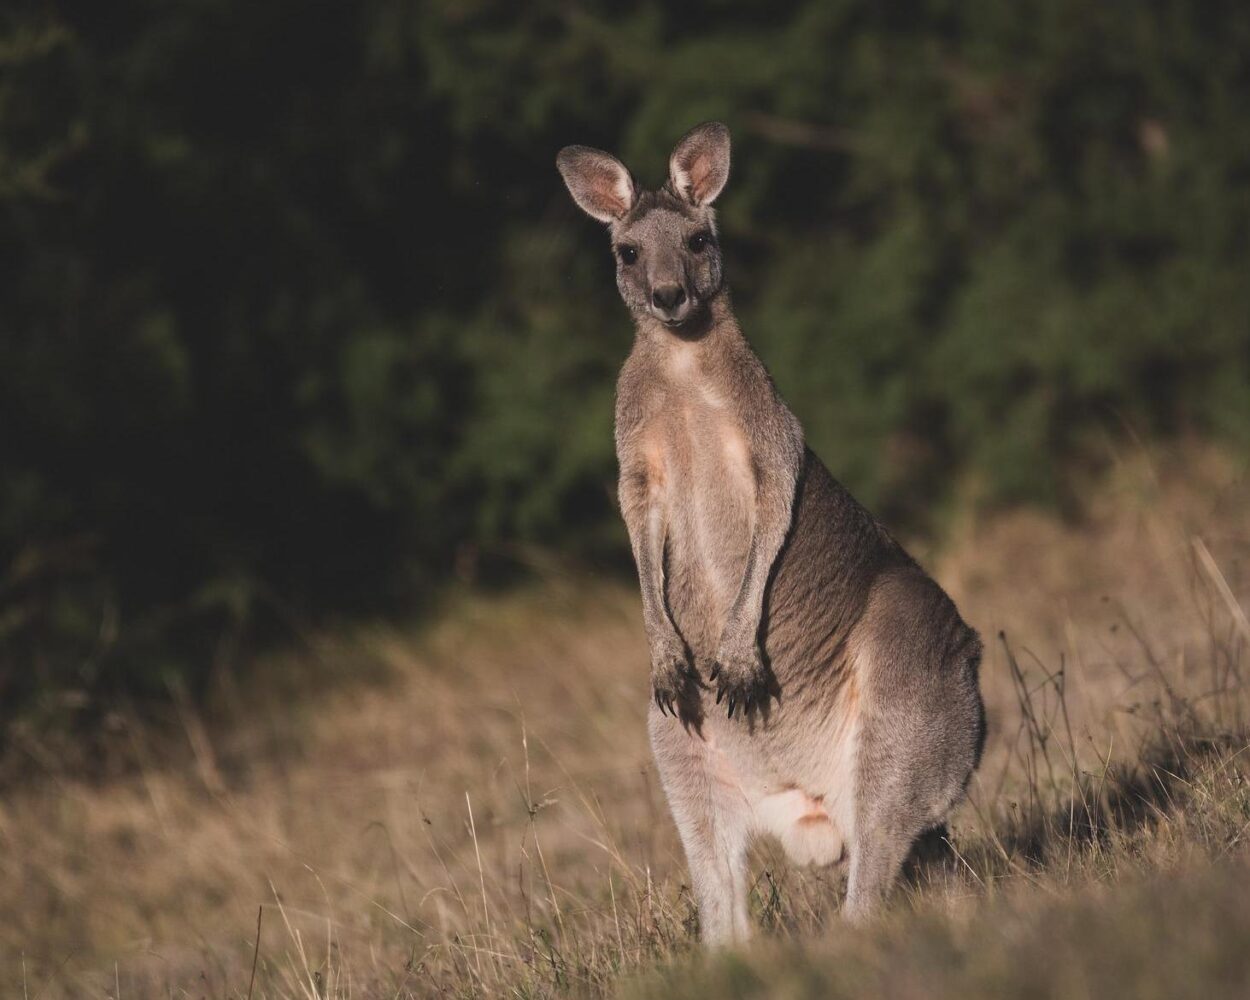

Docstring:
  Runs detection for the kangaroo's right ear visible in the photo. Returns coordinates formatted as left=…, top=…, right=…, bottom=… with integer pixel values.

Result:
left=557, top=145, right=637, bottom=223
left=668, top=122, right=730, bottom=207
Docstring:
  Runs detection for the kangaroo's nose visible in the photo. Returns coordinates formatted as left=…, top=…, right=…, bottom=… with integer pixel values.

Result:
left=652, top=285, right=687, bottom=312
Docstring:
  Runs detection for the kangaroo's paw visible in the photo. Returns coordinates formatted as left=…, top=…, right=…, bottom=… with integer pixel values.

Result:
left=710, top=643, right=771, bottom=718
left=651, top=635, right=696, bottom=717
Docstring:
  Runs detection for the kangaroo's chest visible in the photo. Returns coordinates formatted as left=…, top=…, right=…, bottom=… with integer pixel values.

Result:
left=642, top=382, right=757, bottom=639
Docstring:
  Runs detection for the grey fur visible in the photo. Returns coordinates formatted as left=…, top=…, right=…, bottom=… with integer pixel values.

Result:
left=557, top=122, right=986, bottom=943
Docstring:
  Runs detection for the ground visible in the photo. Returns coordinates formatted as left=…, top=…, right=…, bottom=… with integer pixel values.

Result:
left=5, top=446, right=1250, bottom=998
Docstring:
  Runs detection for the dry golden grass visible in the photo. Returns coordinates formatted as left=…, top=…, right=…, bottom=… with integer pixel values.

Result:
left=4, top=446, right=1250, bottom=998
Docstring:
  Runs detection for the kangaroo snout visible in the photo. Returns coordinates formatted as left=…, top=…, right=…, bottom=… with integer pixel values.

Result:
left=650, top=283, right=690, bottom=323
left=652, top=284, right=686, bottom=310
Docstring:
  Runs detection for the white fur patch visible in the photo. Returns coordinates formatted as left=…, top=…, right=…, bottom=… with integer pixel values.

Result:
left=670, top=164, right=692, bottom=202
left=755, top=789, right=845, bottom=866
left=720, top=423, right=754, bottom=496
left=609, top=172, right=634, bottom=215
left=666, top=341, right=698, bottom=378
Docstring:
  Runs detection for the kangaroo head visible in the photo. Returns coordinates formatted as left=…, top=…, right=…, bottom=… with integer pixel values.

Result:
left=558, top=122, right=730, bottom=329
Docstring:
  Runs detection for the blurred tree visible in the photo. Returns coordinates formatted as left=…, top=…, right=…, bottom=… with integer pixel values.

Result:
left=1, top=0, right=1248, bottom=724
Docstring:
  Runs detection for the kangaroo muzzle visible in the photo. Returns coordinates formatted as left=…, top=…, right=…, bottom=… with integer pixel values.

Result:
left=650, top=282, right=692, bottom=324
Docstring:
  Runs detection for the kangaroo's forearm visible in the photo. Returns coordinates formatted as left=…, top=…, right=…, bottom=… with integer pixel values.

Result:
left=723, top=416, right=802, bottom=644
left=723, top=481, right=794, bottom=644
left=623, top=489, right=680, bottom=647
left=635, top=504, right=675, bottom=639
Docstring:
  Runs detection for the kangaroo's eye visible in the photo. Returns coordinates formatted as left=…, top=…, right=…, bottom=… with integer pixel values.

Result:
left=688, top=231, right=712, bottom=253
left=617, top=245, right=638, bottom=265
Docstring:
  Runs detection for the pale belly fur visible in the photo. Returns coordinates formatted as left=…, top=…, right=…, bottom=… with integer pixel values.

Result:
left=698, top=699, right=859, bottom=867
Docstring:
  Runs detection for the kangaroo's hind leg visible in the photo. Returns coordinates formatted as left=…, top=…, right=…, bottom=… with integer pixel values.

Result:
left=649, top=710, right=754, bottom=944
left=844, top=708, right=951, bottom=922
left=844, top=700, right=983, bottom=921
left=843, top=800, right=923, bottom=922
left=842, top=571, right=986, bottom=922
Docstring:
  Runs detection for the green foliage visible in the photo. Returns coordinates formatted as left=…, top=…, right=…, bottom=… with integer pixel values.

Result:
left=2, top=1, right=1249, bottom=717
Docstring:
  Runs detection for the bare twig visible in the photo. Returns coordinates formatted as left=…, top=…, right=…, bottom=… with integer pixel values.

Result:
left=246, top=905, right=263, bottom=1000
left=1195, top=537, right=1250, bottom=648
left=740, top=112, right=862, bottom=153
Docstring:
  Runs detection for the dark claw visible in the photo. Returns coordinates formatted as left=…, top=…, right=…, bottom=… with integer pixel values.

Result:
left=727, top=696, right=737, bottom=718
left=709, top=663, right=721, bottom=682
left=715, top=685, right=725, bottom=704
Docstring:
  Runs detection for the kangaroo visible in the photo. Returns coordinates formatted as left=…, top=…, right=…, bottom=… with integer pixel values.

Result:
left=557, top=122, right=986, bottom=944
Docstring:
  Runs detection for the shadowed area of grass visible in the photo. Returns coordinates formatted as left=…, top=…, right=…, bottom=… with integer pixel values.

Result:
left=630, top=861, right=1250, bottom=1000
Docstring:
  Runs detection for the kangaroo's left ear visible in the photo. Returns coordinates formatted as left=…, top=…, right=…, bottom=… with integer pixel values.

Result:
left=557, top=145, right=637, bottom=223
left=668, top=122, right=731, bottom=207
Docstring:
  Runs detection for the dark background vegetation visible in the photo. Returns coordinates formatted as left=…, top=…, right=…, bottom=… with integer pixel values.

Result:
left=2, top=1, right=1249, bottom=727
